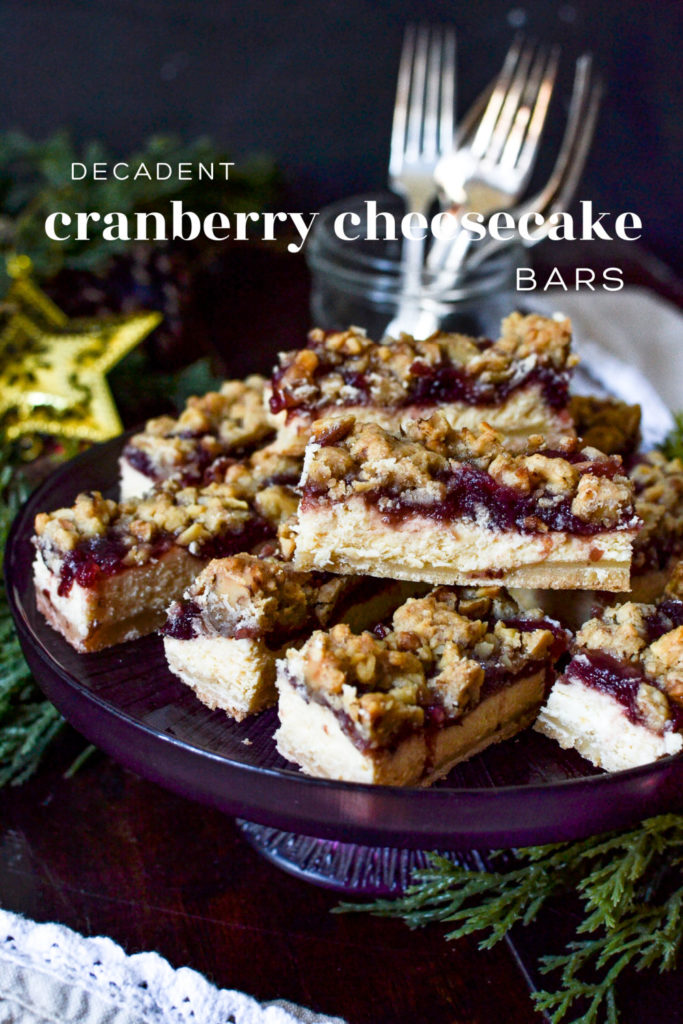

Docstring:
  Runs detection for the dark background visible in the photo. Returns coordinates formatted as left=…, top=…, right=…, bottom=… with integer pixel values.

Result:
left=1, top=0, right=681, bottom=267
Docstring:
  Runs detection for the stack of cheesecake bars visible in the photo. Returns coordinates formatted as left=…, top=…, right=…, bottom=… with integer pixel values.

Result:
left=32, top=313, right=683, bottom=784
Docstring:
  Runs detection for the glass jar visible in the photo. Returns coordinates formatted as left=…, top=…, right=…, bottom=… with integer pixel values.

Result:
left=306, top=191, right=523, bottom=338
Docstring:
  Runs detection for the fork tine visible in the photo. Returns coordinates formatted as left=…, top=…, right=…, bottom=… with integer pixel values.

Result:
left=405, top=25, right=429, bottom=159
left=438, top=27, right=457, bottom=154
left=500, top=43, right=555, bottom=170
left=464, top=58, right=601, bottom=271
left=470, top=35, right=524, bottom=159
left=513, top=44, right=560, bottom=175
left=549, top=74, right=602, bottom=215
left=484, top=40, right=536, bottom=163
left=422, top=27, right=443, bottom=160
left=389, top=25, right=416, bottom=176
left=422, top=26, right=457, bottom=160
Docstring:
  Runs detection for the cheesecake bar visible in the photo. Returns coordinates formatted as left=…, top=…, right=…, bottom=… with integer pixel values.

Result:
left=162, top=554, right=420, bottom=721
left=293, top=414, right=639, bottom=591
left=33, top=468, right=298, bottom=653
left=275, top=586, right=566, bottom=785
left=268, top=313, right=577, bottom=454
left=509, top=450, right=683, bottom=631
left=120, top=375, right=273, bottom=498
left=535, top=595, right=683, bottom=771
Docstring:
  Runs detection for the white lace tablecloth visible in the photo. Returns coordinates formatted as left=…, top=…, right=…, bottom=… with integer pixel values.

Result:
left=0, top=909, right=346, bottom=1024
left=1, top=285, right=680, bottom=1024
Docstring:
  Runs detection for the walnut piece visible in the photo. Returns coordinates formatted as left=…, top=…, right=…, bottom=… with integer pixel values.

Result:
left=182, top=554, right=325, bottom=638
left=630, top=453, right=683, bottom=574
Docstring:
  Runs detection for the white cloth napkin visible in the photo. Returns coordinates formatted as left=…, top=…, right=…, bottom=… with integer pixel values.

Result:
left=533, top=286, right=683, bottom=449
left=0, top=909, right=346, bottom=1024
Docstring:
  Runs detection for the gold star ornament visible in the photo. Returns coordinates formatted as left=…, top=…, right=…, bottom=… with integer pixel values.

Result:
left=0, top=255, right=162, bottom=442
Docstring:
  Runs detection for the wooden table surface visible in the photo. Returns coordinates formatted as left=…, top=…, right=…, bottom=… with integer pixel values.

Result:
left=2, top=239, right=681, bottom=1024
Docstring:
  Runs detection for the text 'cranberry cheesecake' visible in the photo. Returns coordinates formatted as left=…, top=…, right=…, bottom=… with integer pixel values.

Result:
left=275, top=586, right=568, bottom=786
left=32, top=456, right=299, bottom=652
left=268, top=312, right=576, bottom=455
left=162, top=553, right=421, bottom=721
left=535, top=587, right=683, bottom=772
left=292, top=413, right=639, bottom=591
left=119, top=375, right=274, bottom=499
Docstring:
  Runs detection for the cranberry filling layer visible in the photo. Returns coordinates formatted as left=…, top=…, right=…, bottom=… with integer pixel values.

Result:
left=303, top=461, right=634, bottom=537
left=634, top=533, right=683, bottom=574
left=161, top=600, right=202, bottom=640
left=55, top=515, right=273, bottom=598
left=408, top=360, right=570, bottom=410
left=164, top=609, right=313, bottom=651
left=121, top=445, right=156, bottom=481
left=269, top=344, right=569, bottom=417
left=57, top=534, right=154, bottom=597
left=644, top=600, right=683, bottom=643
left=565, top=650, right=683, bottom=732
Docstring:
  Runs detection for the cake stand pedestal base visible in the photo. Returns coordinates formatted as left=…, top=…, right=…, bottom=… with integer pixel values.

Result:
left=237, top=819, right=485, bottom=895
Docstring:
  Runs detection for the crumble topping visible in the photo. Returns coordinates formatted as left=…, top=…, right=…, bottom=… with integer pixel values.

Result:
left=215, top=447, right=302, bottom=498
left=35, top=492, right=118, bottom=552
left=284, top=586, right=557, bottom=748
left=202, top=447, right=302, bottom=528
left=35, top=479, right=257, bottom=570
left=270, top=313, right=576, bottom=416
left=642, top=627, right=683, bottom=704
left=569, top=395, right=641, bottom=457
left=575, top=602, right=653, bottom=662
left=301, top=414, right=635, bottom=532
left=291, top=625, right=428, bottom=748
left=497, top=312, right=573, bottom=367
left=123, top=375, right=273, bottom=482
left=630, top=453, right=683, bottom=573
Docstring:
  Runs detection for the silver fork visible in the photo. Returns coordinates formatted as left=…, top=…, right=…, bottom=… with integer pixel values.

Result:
left=464, top=55, right=602, bottom=269
left=429, top=36, right=559, bottom=274
left=386, top=24, right=456, bottom=336
left=389, top=23, right=457, bottom=216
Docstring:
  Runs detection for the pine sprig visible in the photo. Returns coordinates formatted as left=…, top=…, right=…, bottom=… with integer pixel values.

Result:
left=0, top=446, right=65, bottom=784
left=339, top=815, right=683, bottom=1023
left=660, top=412, right=683, bottom=462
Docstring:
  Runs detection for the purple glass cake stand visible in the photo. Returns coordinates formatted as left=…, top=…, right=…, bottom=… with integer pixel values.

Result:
left=6, top=436, right=682, bottom=893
